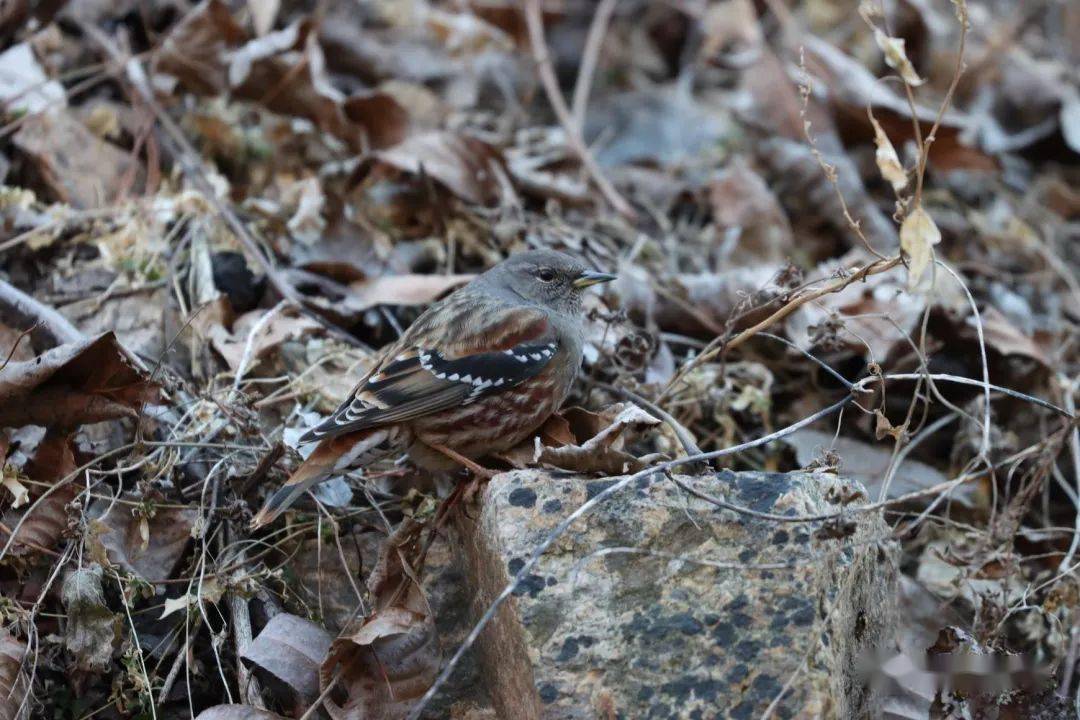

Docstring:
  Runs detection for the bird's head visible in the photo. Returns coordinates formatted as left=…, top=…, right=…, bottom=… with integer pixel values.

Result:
left=483, top=250, right=616, bottom=314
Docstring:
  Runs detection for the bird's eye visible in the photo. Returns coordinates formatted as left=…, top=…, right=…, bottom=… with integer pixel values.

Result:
left=537, top=268, right=556, bottom=282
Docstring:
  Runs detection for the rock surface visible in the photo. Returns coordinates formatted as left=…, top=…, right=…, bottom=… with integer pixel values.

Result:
left=454, top=468, right=898, bottom=719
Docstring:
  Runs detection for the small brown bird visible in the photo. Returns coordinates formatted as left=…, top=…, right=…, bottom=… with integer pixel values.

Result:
left=252, top=250, right=615, bottom=527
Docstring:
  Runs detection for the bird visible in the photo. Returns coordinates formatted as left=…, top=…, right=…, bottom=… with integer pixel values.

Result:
left=252, top=250, right=616, bottom=527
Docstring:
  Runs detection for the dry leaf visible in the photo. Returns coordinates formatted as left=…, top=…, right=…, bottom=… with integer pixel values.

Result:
left=0, top=332, right=158, bottom=430
left=499, top=403, right=664, bottom=475
left=1, top=432, right=78, bottom=557
left=208, top=307, right=321, bottom=374
left=247, top=0, right=281, bottom=37
left=1061, top=92, right=1080, bottom=155
left=873, top=29, right=924, bottom=86
left=0, top=43, right=66, bottom=115
left=0, top=629, right=29, bottom=720
left=285, top=177, right=326, bottom=245
left=156, top=1, right=407, bottom=150
left=321, top=520, right=439, bottom=720
left=159, top=578, right=223, bottom=619
left=92, top=500, right=199, bottom=583
left=899, top=205, right=941, bottom=290
left=373, top=131, right=504, bottom=205
left=707, top=158, right=793, bottom=266
left=242, top=613, right=333, bottom=702
left=874, top=410, right=905, bottom=441
left=971, top=307, right=1051, bottom=367
left=870, top=115, right=907, bottom=193
left=0, top=470, right=28, bottom=509
left=344, top=274, right=471, bottom=313
left=62, top=564, right=120, bottom=676
left=12, top=111, right=134, bottom=209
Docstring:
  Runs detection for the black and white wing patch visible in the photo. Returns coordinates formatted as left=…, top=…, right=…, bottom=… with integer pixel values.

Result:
left=299, top=340, right=558, bottom=442
left=417, top=341, right=558, bottom=402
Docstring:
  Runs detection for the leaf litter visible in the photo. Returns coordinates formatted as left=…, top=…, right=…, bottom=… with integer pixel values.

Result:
left=0, top=0, right=1075, bottom=718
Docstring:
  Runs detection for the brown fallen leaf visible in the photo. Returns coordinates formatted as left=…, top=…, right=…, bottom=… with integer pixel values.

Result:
left=708, top=157, right=793, bottom=266
left=499, top=403, right=664, bottom=475
left=207, top=306, right=321, bottom=374
left=0, top=332, right=158, bottom=430
left=12, top=110, right=134, bottom=209
left=90, top=499, right=199, bottom=583
left=967, top=306, right=1051, bottom=367
left=1, top=431, right=78, bottom=557
left=155, top=1, right=407, bottom=150
left=287, top=533, right=381, bottom=633
left=0, top=629, right=29, bottom=720
left=344, top=274, right=472, bottom=313
left=242, top=613, right=333, bottom=703
left=321, top=520, right=439, bottom=720
left=372, top=131, right=504, bottom=205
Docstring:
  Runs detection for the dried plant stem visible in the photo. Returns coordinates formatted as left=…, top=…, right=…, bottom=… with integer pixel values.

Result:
left=570, top=0, right=617, bottom=131
left=911, top=2, right=969, bottom=205
left=223, top=525, right=265, bottom=708
left=158, top=616, right=202, bottom=702
left=1057, top=378, right=1080, bottom=572
left=523, top=0, right=636, bottom=219
left=659, top=255, right=902, bottom=403
left=112, top=569, right=158, bottom=720
left=0, top=278, right=83, bottom=347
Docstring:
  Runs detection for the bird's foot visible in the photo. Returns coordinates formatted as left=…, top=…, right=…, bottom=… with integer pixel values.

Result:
left=462, top=474, right=488, bottom=505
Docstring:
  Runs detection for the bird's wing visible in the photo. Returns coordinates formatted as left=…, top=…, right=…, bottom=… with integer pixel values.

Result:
left=298, top=302, right=558, bottom=442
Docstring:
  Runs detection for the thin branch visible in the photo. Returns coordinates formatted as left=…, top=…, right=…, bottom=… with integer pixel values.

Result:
left=659, top=255, right=902, bottom=402
left=523, top=0, right=636, bottom=219
left=570, top=0, right=617, bottom=132
left=0, top=278, right=83, bottom=347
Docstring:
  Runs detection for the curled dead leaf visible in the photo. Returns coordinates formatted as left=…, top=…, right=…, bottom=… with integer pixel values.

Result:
left=967, top=306, right=1052, bottom=367
left=160, top=577, right=224, bottom=619
left=156, top=1, right=407, bottom=151
left=208, top=306, right=321, bottom=374
left=345, top=274, right=471, bottom=313
left=873, top=29, right=924, bottom=87
left=373, top=131, right=504, bottom=205
left=242, top=613, right=332, bottom=703
left=0, top=332, right=158, bottom=430
left=61, top=564, right=120, bottom=676
left=0, top=629, right=29, bottom=720
left=899, top=205, right=941, bottom=291
left=1, top=432, right=78, bottom=558
left=500, top=403, right=665, bottom=475
left=870, top=115, right=907, bottom=194
left=0, top=469, right=28, bottom=509
left=92, top=500, right=199, bottom=582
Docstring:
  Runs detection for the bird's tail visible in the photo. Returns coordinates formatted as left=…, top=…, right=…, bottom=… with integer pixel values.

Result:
left=251, top=428, right=397, bottom=528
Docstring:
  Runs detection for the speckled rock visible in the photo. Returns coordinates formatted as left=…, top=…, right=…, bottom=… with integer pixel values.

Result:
left=454, top=469, right=898, bottom=720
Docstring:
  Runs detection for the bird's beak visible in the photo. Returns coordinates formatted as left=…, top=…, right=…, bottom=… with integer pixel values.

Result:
left=573, top=270, right=617, bottom=288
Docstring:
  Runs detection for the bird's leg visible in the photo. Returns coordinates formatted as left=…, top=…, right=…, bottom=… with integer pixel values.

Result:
left=426, top=442, right=499, bottom=480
